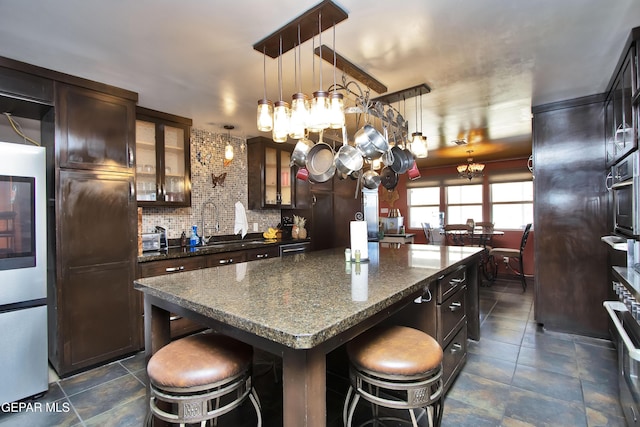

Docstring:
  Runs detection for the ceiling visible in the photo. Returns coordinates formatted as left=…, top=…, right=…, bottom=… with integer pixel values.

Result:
left=0, top=0, right=639, bottom=168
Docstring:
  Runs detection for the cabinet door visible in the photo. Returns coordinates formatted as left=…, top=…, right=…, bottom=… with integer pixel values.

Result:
left=247, top=137, right=294, bottom=209
left=56, top=83, right=135, bottom=172
left=56, top=170, right=139, bottom=372
left=136, top=112, right=191, bottom=207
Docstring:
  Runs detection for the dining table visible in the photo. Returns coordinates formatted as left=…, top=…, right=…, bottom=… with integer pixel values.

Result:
left=134, top=243, right=483, bottom=426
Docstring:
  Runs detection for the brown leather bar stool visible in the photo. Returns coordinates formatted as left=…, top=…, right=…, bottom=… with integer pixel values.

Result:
left=146, top=332, right=262, bottom=427
left=343, top=325, right=444, bottom=427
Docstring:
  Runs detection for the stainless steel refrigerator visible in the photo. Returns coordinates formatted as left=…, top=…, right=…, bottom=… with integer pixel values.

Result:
left=0, top=141, right=48, bottom=403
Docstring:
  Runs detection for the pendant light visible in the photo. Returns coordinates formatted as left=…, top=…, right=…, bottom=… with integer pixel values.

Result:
left=328, top=24, right=345, bottom=129
left=272, top=37, right=290, bottom=143
left=411, top=90, right=428, bottom=158
left=256, top=47, right=273, bottom=132
left=223, top=125, right=234, bottom=167
left=289, top=26, right=310, bottom=140
left=307, top=12, right=330, bottom=133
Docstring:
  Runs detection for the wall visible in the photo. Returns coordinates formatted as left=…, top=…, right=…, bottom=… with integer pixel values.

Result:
left=141, top=128, right=281, bottom=239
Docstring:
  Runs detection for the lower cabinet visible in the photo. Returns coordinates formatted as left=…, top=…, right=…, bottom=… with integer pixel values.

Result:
left=388, top=265, right=468, bottom=394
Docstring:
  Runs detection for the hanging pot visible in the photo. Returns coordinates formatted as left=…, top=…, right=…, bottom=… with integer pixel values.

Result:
left=380, top=166, right=399, bottom=190
left=355, top=124, right=389, bottom=160
left=290, top=138, right=314, bottom=168
left=335, top=143, right=364, bottom=177
left=362, top=169, right=381, bottom=189
left=306, top=142, right=336, bottom=183
left=389, top=145, right=410, bottom=174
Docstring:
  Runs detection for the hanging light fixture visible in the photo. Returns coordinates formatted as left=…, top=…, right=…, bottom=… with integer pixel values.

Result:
left=256, top=47, right=273, bottom=132
left=289, top=26, right=310, bottom=140
left=328, top=24, right=345, bottom=129
left=272, top=36, right=290, bottom=143
left=410, top=89, right=428, bottom=158
left=457, top=150, right=485, bottom=180
left=307, top=12, right=330, bottom=133
left=223, top=125, right=234, bottom=167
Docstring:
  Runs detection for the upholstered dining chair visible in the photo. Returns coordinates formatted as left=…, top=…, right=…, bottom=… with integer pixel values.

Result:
left=489, top=223, right=532, bottom=291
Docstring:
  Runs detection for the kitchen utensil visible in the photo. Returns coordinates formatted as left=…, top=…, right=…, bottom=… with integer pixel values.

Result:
left=407, top=160, right=421, bottom=180
left=362, top=168, right=381, bottom=189
left=380, top=166, right=398, bottom=190
left=354, top=124, right=388, bottom=160
left=290, top=138, right=314, bottom=168
left=296, top=166, right=309, bottom=181
left=335, top=143, right=364, bottom=177
left=306, top=142, right=336, bottom=183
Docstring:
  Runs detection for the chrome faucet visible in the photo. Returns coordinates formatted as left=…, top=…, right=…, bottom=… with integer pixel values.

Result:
left=200, top=199, right=219, bottom=245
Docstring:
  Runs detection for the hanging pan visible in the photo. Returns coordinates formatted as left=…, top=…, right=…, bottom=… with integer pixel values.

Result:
left=380, top=166, right=399, bottom=190
left=306, top=141, right=336, bottom=183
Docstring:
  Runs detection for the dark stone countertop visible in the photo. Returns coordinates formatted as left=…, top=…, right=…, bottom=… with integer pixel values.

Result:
left=134, top=243, right=483, bottom=349
left=138, top=238, right=310, bottom=263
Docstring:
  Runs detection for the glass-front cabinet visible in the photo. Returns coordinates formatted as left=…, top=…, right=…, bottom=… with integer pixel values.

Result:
left=247, top=136, right=294, bottom=209
left=135, top=107, right=192, bottom=206
left=606, top=47, right=637, bottom=167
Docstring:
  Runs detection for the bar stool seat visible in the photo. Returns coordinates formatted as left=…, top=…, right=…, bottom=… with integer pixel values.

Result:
left=343, top=325, right=444, bottom=427
left=147, top=332, right=262, bottom=427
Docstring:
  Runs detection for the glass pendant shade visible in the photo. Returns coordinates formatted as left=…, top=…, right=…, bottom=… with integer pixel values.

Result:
left=307, top=90, right=330, bottom=133
left=225, top=143, right=234, bottom=161
left=257, top=99, right=273, bottom=132
left=410, top=132, right=428, bottom=158
left=272, top=100, right=290, bottom=143
left=289, top=93, right=309, bottom=139
left=328, top=92, right=345, bottom=129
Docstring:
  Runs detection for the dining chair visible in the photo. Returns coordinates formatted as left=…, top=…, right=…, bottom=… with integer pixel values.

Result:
left=421, top=223, right=433, bottom=244
left=489, top=223, right=532, bottom=291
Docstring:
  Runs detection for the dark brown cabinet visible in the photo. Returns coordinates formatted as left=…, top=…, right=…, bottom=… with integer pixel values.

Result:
left=56, top=83, right=135, bottom=172
left=247, top=137, right=294, bottom=209
left=136, top=107, right=192, bottom=206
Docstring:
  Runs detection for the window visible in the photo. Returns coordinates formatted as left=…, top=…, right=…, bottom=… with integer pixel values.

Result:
left=446, top=184, right=483, bottom=224
left=491, top=181, right=533, bottom=229
left=407, top=187, right=440, bottom=229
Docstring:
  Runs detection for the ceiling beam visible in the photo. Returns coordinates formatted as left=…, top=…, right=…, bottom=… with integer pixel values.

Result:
left=252, top=0, right=348, bottom=58
left=313, top=45, right=387, bottom=94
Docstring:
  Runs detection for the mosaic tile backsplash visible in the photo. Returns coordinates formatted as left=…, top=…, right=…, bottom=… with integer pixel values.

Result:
left=141, top=128, right=281, bottom=239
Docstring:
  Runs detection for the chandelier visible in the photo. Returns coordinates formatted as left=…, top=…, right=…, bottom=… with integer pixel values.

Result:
left=457, top=150, right=485, bottom=180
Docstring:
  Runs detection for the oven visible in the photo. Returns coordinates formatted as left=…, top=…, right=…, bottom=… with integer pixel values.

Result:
left=605, top=272, right=640, bottom=426
left=611, top=151, right=640, bottom=238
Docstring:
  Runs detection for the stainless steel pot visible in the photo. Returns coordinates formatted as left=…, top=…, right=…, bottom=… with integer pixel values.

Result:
left=335, top=143, right=364, bottom=177
left=290, top=138, right=314, bottom=168
left=355, top=124, right=389, bottom=160
left=306, top=142, right=336, bottom=183
left=390, top=145, right=412, bottom=174
left=362, top=169, right=381, bottom=189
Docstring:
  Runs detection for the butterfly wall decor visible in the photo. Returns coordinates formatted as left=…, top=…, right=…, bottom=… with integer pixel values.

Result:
left=211, top=172, right=227, bottom=188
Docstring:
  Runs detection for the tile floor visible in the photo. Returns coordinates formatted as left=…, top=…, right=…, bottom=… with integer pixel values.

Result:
left=0, top=277, right=627, bottom=426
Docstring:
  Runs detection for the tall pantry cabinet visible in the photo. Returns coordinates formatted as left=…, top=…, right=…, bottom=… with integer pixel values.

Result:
left=51, top=82, right=139, bottom=375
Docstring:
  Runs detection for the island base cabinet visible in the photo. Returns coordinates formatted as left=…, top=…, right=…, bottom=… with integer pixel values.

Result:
left=442, top=326, right=467, bottom=392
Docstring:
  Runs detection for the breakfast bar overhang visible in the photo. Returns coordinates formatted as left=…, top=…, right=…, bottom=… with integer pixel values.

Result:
left=134, top=244, right=483, bottom=426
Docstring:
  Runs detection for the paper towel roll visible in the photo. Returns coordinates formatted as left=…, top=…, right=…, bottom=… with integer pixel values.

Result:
left=350, top=221, right=368, bottom=261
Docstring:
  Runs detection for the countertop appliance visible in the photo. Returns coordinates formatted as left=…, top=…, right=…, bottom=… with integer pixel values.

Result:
left=604, top=267, right=640, bottom=426
left=611, top=152, right=640, bottom=238
left=141, top=233, right=162, bottom=252
left=279, top=241, right=310, bottom=257
left=0, top=141, right=48, bottom=403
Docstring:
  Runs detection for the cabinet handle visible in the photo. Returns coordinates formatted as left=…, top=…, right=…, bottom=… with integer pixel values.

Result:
left=169, top=315, right=182, bottom=321
left=631, top=405, right=637, bottom=422
left=219, top=258, right=233, bottom=264
left=128, top=147, right=135, bottom=168
left=449, top=301, right=462, bottom=311
left=130, top=181, right=135, bottom=199
left=256, top=253, right=268, bottom=258
left=276, top=192, right=282, bottom=204
left=165, top=266, right=185, bottom=272
left=450, top=342, right=462, bottom=354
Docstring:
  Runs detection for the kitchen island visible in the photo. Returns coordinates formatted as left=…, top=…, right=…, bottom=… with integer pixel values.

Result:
left=134, top=243, right=483, bottom=426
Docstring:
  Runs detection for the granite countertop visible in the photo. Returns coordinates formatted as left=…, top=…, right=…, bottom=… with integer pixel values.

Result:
left=134, top=243, right=483, bottom=349
left=138, top=238, right=309, bottom=263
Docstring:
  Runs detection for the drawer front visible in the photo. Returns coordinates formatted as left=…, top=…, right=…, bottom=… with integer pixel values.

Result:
left=138, top=256, right=205, bottom=277
left=437, top=266, right=466, bottom=303
left=437, top=285, right=467, bottom=344
left=246, top=245, right=280, bottom=261
left=204, top=250, right=247, bottom=267
left=442, top=324, right=467, bottom=392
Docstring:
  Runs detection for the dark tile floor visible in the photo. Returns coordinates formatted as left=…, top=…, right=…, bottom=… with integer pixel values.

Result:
left=0, top=278, right=626, bottom=426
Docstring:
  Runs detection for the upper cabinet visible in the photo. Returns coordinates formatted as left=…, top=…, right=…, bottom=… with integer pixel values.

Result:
left=56, top=83, right=135, bottom=172
left=136, top=107, right=192, bottom=207
left=606, top=28, right=640, bottom=167
left=247, top=136, right=294, bottom=209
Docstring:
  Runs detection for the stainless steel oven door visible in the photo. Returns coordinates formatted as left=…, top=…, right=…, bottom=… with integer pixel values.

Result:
left=604, top=301, right=640, bottom=425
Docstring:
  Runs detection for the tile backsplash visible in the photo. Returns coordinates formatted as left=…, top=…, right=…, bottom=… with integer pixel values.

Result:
left=141, top=128, right=281, bottom=239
